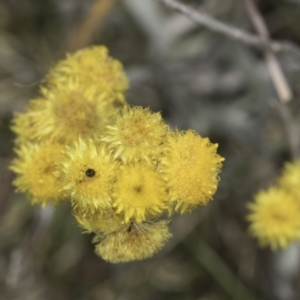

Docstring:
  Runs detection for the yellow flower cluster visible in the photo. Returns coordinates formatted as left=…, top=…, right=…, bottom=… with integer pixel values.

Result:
left=248, top=160, right=300, bottom=250
left=10, top=46, right=224, bottom=263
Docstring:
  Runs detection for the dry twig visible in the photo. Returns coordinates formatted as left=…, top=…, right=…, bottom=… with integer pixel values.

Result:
left=244, top=0, right=292, bottom=103
left=243, top=0, right=299, bottom=157
left=155, top=0, right=300, bottom=59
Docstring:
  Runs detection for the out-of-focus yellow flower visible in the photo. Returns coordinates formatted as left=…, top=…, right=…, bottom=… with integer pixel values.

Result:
left=113, top=162, right=167, bottom=223
left=278, top=160, right=300, bottom=199
left=248, top=187, right=300, bottom=250
left=15, top=82, right=123, bottom=144
left=161, top=130, right=224, bottom=213
left=44, top=46, right=128, bottom=106
left=10, top=142, right=65, bottom=205
left=73, top=208, right=124, bottom=234
left=94, top=221, right=171, bottom=263
left=57, top=139, right=117, bottom=212
left=11, top=46, right=129, bottom=145
left=11, top=98, right=47, bottom=144
left=101, top=106, right=168, bottom=163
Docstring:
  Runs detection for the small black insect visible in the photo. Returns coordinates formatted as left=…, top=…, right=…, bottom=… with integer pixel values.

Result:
left=86, top=168, right=96, bottom=177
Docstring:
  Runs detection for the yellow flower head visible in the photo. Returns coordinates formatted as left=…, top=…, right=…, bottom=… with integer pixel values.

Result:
left=27, top=82, right=123, bottom=143
left=73, top=208, right=124, bottom=234
left=44, top=46, right=128, bottom=106
left=94, top=221, right=171, bottom=263
left=278, top=160, right=300, bottom=199
left=113, top=162, right=167, bottom=223
left=57, top=139, right=117, bottom=211
left=12, top=46, right=129, bottom=145
left=248, top=187, right=300, bottom=249
left=101, top=106, right=168, bottom=163
left=10, top=142, right=65, bottom=205
left=161, top=130, right=224, bottom=213
left=11, top=98, right=47, bottom=144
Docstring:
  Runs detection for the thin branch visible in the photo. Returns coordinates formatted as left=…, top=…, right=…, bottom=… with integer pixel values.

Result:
left=66, top=0, right=119, bottom=52
left=243, top=0, right=299, bottom=158
left=244, top=0, right=292, bottom=103
left=155, top=0, right=300, bottom=59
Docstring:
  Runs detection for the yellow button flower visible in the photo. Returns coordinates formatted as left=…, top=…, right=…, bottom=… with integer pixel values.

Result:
left=73, top=207, right=125, bottom=234
left=94, top=221, right=171, bottom=263
left=11, top=98, right=47, bottom=144
left=113, top=162, right=167, bottom=223
left=34, top=82, right=121, bottom=143
left=161, top=130, right=224, bottom=213
left=11, top=46, right=129, bottom=146
left=248, top=187, right=300, bottom=249
left=10, top=142, right=65, bottom=205
left=102, top=106, right=168, bottom=163
left=44, top=46, right=128, bottom=106
left=58, top=139, right=117, bottom=212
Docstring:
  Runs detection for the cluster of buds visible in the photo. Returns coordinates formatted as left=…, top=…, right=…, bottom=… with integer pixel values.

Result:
left=248, top=160, right=300, bottom=250
left=10, top=46, right=224, bottom=263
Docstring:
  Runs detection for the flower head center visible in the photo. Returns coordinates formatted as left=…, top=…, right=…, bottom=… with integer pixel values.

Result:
left=133, top=185, right=143, bottom=193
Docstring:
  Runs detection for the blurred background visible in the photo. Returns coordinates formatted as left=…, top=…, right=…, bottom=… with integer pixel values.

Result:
left=1, top=0, right=300, bottom=299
